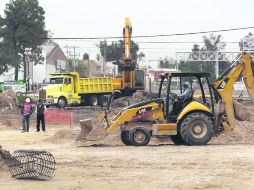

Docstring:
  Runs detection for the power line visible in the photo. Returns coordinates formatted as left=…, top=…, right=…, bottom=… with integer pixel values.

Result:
left=5, top=26, right=254, bottom=40
left=55, top=40, right=241, bottom=43
left=137, top=41, right=240, bottom=44
left=132, top=26, right=254, bottom=38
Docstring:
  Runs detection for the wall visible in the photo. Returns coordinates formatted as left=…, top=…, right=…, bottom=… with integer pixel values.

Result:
left=32, top=52, right=47, bottom=83
left=32, top=45, right=68, bottom=83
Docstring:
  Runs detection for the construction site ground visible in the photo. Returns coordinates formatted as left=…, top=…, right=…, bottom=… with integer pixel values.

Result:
left=1, top=100, right=254, bottom=190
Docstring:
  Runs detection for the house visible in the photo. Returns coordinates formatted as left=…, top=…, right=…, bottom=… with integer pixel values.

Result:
left=32, top=44, right=68, bottom=84
left=0, top=43, right=68, bottom=85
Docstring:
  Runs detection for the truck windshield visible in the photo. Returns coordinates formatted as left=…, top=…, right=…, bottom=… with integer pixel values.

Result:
left=50, top=78, right=63, bottom=84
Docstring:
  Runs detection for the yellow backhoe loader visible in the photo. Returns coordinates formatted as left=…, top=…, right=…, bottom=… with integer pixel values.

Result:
left=78, top=52, right=254, bottom=146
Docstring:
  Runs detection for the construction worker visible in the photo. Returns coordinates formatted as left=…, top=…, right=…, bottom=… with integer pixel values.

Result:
left=172, top=81, right=193, bottom=115
left=21, top=98, right=33, bottom=133
left=36, top=99, right=45, bottom=132
left=178, top=81, right=192, bottom=99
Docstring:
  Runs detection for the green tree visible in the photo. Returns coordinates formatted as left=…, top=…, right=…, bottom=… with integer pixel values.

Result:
left=0, top=15, right=15, bottom=74
left=158, top=57, right=175, bottom=69
left=137, top=51, right=145, bottom=67
left=97, top=40, right=139, bottom=62
left=137, top=51, right=145, bottom=61
left=239, top=32, right=254, bottom=51
left=1, top=0, right=48, bottom=80
left=69, top=59, right=89, bottom=77
left=179, top=34, right=229, bottom=82
left=202, top=34, right=225, bottom=51
left=159, top=59, right=170, bottom=68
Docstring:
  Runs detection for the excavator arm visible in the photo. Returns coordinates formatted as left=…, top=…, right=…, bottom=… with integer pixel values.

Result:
left=214, top=52, right=254, bottom=131
left=116, top=18, right=145, bottom=95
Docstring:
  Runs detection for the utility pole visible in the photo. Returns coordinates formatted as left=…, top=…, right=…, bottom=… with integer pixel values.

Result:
left=103, top=39, right=107, bottom=75
left=73, top=46, right=76, bottom=72
left=215, top=51, right=219, bottom=78
left=64, top=45, right=80, bottom=72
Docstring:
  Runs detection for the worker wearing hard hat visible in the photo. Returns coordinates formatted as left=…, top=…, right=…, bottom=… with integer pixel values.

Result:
left=21, top=98, right=33, bottom=133
left=178, top=81, right=192, bottom=99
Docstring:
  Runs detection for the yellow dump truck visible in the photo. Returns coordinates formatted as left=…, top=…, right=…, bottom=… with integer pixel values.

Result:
left=39, top=71, right=144, bottom=107
left=39, top=72, right=117, bottom=107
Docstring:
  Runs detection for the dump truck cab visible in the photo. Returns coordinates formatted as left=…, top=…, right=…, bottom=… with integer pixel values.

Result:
left=40, top=72, right=81, bottom=107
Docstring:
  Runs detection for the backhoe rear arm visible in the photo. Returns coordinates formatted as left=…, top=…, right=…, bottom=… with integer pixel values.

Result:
left=214, top=53, right=254, bottom=131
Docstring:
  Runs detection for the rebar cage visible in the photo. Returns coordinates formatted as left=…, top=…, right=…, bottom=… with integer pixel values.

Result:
left=9, top=150, right=56, bottom=180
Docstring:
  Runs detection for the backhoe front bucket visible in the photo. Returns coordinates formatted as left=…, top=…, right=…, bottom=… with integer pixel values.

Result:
left=76, top=118, right=106, bottom=141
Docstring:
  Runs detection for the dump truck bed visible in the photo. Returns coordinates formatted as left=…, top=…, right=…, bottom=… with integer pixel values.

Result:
left=78, top=77, right=114, bottom=94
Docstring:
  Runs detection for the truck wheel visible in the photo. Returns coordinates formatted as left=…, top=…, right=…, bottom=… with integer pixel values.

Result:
left=89, top=95, right=98, bottom=106
left=80, top=99, right=86, bottom=106
left=129, top=127, right=151, bottom=146
left=99, top=95, right=108, bottom=107
left=170, top=134, right=186, bottom=145
left=179, top=113, right=214, bottom=145
left=120, top=131, right=131, bottom=146
left=58, top=97, right=67, bottom=108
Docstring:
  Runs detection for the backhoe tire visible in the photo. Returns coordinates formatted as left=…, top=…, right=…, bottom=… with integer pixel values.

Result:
left=170, top=134, right=186, bottom=145
left=179, top=113, right=214, bottom=145
left=120, top=131, right=131, bottom=146
left=58, top=97, right=67, bottom=108
left=89, top=95, right=98, bottom=106
left=129, top=127, right=151, bottom=146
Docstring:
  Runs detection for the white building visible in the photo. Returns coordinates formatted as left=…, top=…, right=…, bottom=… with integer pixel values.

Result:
left=0, top=44, right=68, bottom=84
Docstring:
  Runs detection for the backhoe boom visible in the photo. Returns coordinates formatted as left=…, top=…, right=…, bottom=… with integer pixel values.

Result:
left=214, top=53, right=254, bottom=131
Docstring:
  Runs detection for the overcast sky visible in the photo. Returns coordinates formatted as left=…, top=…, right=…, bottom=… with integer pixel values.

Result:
left=1, top=0, right=254, bottom=65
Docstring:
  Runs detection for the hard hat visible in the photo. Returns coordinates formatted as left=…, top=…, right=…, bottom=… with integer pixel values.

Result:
left=25, top=98, right=30, bottom=103
left=184, top=81, right=190, bottom=87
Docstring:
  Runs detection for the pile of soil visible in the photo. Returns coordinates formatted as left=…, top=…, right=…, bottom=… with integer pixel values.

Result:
left=111, top=94, right=149, bottom=108
left=0, top=89, right=16, bottom=110
left=0, top=146, right=12, bottom=171
left=46, top=129, right=79, bottom=143
left=209, top=103, right=254, bottom=145
left=211, top=120, right=254, bottom=145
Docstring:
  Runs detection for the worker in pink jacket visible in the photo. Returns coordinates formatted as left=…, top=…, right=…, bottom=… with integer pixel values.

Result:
left=21, top=98, right=33, bottom=133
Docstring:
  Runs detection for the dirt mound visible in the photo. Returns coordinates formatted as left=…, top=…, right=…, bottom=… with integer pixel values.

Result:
left=0, top=107, right=23, bottom=129
left=210, top=103, right=254, bottom=145
left=234, top=101, right=253, bottom=121
left=211, top=121, right=254, bottom=145
left=47, top=129, right=79, bottom=143
left=111, top=97, right=129, bottom=108
left=0, top=89, right=16, bottom=110
left=0, top=146, right=12, bottom=171
left=111, top=92, right=149, bottom=108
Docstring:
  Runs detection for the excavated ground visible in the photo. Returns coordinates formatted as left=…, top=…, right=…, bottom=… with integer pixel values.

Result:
left=1, top=98, right=254, bottom=190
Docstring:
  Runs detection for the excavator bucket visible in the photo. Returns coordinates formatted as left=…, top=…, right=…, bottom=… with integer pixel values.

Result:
left=76, top=119, right=93, bottom=141
left=76, top=111, right=107, bottom=141
left=233, top=101, right=252, bottom=121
